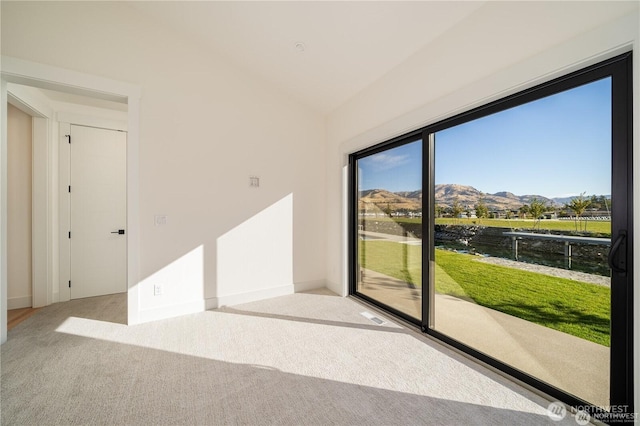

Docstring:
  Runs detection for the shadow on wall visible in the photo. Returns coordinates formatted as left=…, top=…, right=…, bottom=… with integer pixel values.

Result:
left=136, top=194, right=294, bottom=321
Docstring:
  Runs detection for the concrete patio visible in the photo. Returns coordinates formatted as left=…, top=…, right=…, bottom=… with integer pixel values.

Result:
left=358, top=267, right=609, bottom=409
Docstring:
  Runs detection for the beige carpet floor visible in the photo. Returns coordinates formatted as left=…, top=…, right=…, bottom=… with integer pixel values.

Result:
left=1, top=289, right=578, bottom=425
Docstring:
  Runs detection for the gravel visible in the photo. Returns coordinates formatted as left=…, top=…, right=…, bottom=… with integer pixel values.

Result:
left=475, top=256, right=610, bottom=287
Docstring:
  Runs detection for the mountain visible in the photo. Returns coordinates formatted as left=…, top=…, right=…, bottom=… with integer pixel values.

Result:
left=359, top=189, right=421, bottom=211
left=434, top=184, right=483, bottom=206
left=359, top=184, right=559, bottom=212
left=395, top=190, right=422, bottom=201
left=551, top=196, right=575, bottom=206
left=492, top=191, right=519, bottom=200
left=436, top=184, right=555, bottom=210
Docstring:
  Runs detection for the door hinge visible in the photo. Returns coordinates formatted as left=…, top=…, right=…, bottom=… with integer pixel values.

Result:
left=68, top=185, right=71, bottom=193
left=66, top=134, right=71, bottom=144
left=68, top=231, right=71, bottom=239
left=69, top=280, right=71, bottom=288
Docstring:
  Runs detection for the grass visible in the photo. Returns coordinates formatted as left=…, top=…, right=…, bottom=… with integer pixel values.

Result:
left=359, top=240, right=610, bottom=346
left=435, top=217, right=611, bottom=235
left=362, top=216, right=611, bottom=236
left=360, top=240, right=422, bottom=285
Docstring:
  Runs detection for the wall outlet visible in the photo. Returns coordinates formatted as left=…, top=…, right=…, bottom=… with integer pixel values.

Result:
left=153, top=284, right=163, bottom=296
left=154, top=215, right=167, bottom=226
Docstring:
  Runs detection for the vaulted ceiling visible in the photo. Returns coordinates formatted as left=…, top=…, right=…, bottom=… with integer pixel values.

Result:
left=127, top=1, right=486, bottom=113
left=25, top=1, right=640, bottom=115
left=125, top=1, right=637, bottom=114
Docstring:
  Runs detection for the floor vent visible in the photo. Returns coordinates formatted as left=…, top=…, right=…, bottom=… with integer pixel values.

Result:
left=361, top=311, right=386, bottom=325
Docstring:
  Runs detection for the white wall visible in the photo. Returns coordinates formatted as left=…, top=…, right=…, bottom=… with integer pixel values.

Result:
left=7, top=103, right=32, bottom=309
left=326, top=2, right=639, bottom=412
left=1, top=2, right=327, bottom=322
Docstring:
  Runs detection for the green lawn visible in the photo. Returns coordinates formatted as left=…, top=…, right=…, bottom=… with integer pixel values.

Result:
left=360, top=240, right=422, bottom=284
left=435, top=217, right=611, bottom=236
left=362, top=216, right=611, bottom=236
left=359, top=240, right=610, bottom=346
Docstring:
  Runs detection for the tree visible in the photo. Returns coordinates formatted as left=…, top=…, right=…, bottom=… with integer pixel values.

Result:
left=474, top=199, right=488, bottom=223
left=529, top=198, right=546, bottom=230
left=567, top=192, right=591, bottom=232
left=451, top=197, right=464, bottom=222
left=519, top=204, right=529, bottom=219
left=383, top=202, right=393, bottom=218
left=602, top=196, right=611, bottom=216
left=590, top=194, right=612, bottom=216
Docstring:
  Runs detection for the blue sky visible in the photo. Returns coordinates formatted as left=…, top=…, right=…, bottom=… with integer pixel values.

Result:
left=358, top=77, right=611, bottom=198
left=358, top=140, right=422, bottom=192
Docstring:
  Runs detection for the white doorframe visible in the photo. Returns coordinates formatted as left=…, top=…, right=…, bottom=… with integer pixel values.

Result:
left=1, top=79, right=8, bottom=343
left=32, top=116, right=52, bottom=308
left=58, top=123, right=69, bottom=302
left=9, top=84, right=128, bottom=306
left=6, top=85, right=53, bottom=309
left=1, top=56, right=142, bottom=343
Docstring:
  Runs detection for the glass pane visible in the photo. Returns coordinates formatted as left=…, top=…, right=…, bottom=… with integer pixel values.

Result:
left=356, top=140, right=422, bottom=321
left=432, top=78, right=611, bottom=409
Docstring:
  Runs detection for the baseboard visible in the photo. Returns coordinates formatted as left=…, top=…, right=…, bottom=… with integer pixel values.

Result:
left=205, top=296, right=218, bottom=310
left=325, top=280, right=346, bottom=297
left=8, top=296, right=32, bottom=310
left=294, top=279, right=326, bottom=293
left=136, top=300, right=206, bottom=324
left=206, top=284, right=295, bottom=310
left=138, top=281, right=328, bottom=321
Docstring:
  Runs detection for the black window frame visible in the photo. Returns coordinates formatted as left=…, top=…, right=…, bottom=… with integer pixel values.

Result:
left=348, top=130, right=424, bottom=326
left=348, top=52, right=633, bottom=423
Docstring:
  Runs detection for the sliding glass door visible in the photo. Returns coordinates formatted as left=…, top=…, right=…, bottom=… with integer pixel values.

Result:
left=349, top=53, right=633, bottom=422
left=352, top=136, right=423, bottom=322
left=430, top=77, right=613, bottom=409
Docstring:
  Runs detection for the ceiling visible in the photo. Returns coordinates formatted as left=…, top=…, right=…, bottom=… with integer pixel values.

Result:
left=22, top=1, right=638, bottom=115
left=126, top=1, right=486, bottom=114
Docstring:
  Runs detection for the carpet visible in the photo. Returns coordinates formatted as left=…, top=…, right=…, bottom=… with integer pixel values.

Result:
left=1, top=289, right=577, bottom=425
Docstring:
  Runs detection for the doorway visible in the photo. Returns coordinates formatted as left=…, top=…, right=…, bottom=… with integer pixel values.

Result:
left=1, top=57, right=142, bottom=343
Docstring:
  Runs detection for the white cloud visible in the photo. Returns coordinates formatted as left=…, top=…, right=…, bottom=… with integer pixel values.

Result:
left=365, top=153, right=410, bottom=171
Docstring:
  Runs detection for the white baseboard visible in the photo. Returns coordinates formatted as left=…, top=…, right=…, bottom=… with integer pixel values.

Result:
left=325, top=280, right=346, bottom=297
left=136, top=300, right=206, bottom=324
left=8, top=296, right=32, bottom=309
left=294, top=279, right=326, bottom=293
left=207, top=284, right=295, bottom=310
left=138, top=281, right=329, bottom=322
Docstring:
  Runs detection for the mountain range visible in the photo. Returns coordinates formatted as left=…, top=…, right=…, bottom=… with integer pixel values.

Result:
left=359, top=184, right=572, bottom=211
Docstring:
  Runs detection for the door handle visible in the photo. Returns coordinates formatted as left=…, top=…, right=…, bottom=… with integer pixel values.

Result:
left=111, top=229, right=125, bottom=235
left=608, top=230, right=626, bottom=274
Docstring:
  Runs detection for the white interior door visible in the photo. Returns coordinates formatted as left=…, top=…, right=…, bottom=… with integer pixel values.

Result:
left=70, top=125, right=126, bottom=299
